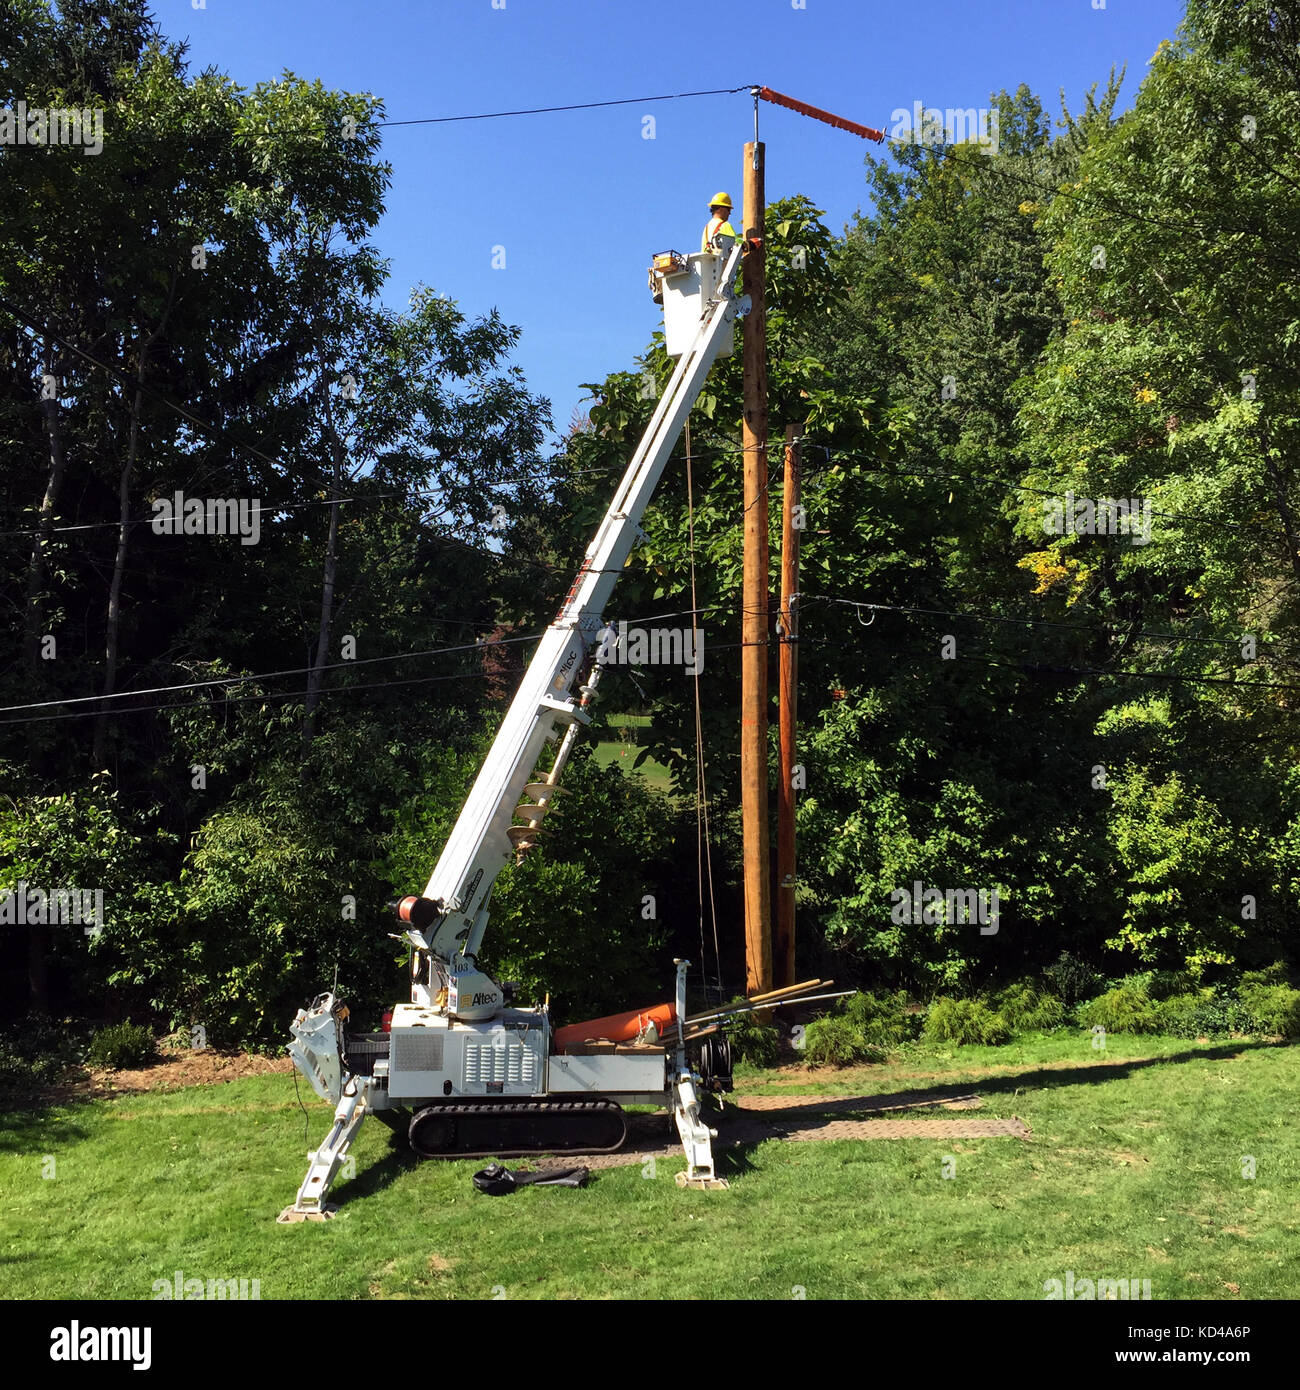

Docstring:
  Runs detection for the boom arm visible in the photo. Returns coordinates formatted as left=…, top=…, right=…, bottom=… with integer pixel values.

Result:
left=404, top=243, right=745, bottom=1000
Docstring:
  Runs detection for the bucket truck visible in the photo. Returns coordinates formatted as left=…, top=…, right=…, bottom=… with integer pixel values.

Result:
left=280, top=243, right=748, bottom=1220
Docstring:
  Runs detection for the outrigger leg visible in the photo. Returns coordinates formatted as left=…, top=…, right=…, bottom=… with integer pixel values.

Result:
left=670, top=959, right=728, bottom=1189
left=278, top=1080, right=369, bottom=1222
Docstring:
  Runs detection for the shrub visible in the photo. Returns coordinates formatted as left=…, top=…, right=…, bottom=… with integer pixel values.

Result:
left=1042, top=952, right=1102, bottom=1007
left=1240, top=962, right=1292, bottom=989
left=1156, top=991, right=1255, bottom=1039
left=802, top=1017, right=882, bottom=1067
left=843, top=990, right=921, bottom=1046
left=1076, top=983, right=1162, bottom=1034
left=725, top=1001, right=780, bottom=1068
left=1237, top=982, right=1300, bottom=1038
left=87, top=1022, right=155, bottom=1070
left=0, top=1044, right=30, bottom=1094
left=992, top=981, right=1065, bottom=1032
left=922, top=997, right=1011, bottom=1046
left=0, top=1013, right=88, bottom=1096
left=1140, top=969, right=1198, bottom=1001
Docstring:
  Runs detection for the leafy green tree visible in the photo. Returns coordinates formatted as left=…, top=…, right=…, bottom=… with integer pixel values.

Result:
left=1011, top=1, right=1300, bottom=971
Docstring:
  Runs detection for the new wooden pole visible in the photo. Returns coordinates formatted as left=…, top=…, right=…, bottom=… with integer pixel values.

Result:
left=741, top=140, right=772, bottom=997
left=775, top=422, right=802, bottom=988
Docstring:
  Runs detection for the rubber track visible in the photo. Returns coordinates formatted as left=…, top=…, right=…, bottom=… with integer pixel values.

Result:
left=408, top=1098, right=628, bottom=1160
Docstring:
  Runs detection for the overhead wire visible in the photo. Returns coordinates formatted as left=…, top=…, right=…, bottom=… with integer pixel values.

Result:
left=805, top=595, right=1273, bottom=655
left=0, top=599, right=749, bottom=724
left=375, top=86, right=753, bottom=128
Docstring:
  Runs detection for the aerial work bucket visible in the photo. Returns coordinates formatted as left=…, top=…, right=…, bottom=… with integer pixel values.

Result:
left=662, top=252, right=735, bottom=360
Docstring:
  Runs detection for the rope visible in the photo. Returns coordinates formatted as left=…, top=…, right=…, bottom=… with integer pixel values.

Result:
left=684, top=418, right=724, bottom=1000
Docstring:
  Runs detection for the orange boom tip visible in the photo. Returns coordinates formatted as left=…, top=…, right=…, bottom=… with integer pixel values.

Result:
left=757, top=86, right=885, bottom=143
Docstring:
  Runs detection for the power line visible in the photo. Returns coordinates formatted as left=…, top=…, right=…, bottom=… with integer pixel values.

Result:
left=0, top=601, right=742, bottom=722
left=0, top=435, right=780, bottom=540
left=9, top=588, right=1294, bottom=729
left=806, top=594, right=1269, bottom=654
left=786, top=630, right=1300, bottom=697
left=57, top=86, right=757, bottom=143
left=0, top=634, right=533, bottom=715
left=0, top=665, right=491, bottom=729
left=0, top=293, right=286, bottom=474
left=796, top=601, right=1299, bottom=692
left=0, top=626, right=766, bottom=729
left=805, top=444, right=1281, bottom=539
left=954, top=653, right=1300, bottom=696
left=0, top=461, right=627, bottom=540
left=376, top=86, right=752, bottom=129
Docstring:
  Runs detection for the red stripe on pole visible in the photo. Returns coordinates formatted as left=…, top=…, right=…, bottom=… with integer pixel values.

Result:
left=757, top=86, right=885, bottom=143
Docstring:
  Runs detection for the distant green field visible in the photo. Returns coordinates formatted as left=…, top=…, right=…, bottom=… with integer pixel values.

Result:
left=2, top=1034, right=1295, bottom=1300
left=591, top=713, right=675, bottom=793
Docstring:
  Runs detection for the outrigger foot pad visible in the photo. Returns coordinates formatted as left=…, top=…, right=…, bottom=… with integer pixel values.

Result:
left=675, top=1171, right=729, bottom=1191
left=276, top=1205, right=337, bottom=1223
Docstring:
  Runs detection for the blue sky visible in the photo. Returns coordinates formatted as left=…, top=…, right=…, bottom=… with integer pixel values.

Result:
left=171, top=0, right=1187, bottom=445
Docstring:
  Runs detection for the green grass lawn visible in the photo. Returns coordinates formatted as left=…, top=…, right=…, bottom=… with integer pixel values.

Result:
left=590, top=713, right=676, bottom=793
left=589, top=739, right=674, bottom=792
left=2, top=1034, right=1296, bottom=1300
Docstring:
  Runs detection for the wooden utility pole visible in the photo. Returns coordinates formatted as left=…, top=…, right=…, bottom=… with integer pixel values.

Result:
left=741, top=139, right=772, bottom=997
left=775, top=424, right=802, bottom=988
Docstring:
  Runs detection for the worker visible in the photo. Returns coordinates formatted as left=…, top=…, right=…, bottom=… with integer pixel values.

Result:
left=647, top=190, right=741, bottom=305
left=701, top=191, right=738, bottom=254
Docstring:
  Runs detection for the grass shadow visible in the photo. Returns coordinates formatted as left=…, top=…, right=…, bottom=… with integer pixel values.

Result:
left=870, top=1039, right=1283, bottom=1111
left=0, top=1104, right=91, bottom=1151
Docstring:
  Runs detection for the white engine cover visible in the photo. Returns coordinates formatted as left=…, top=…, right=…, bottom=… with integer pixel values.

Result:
left=387, top=1005, right=548, bottom=1100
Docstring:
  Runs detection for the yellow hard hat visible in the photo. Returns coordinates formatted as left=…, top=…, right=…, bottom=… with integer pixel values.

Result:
left=708, top=191, right=733, bottom=210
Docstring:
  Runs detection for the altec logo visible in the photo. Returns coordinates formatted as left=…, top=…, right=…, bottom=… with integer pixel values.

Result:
left=49, top=1323, right=151, bottom=1370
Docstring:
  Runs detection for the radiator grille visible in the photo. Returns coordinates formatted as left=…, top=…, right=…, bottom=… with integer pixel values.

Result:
left=392, top=1029, right=445, bottom=1074
left=464, top=1043, right=538, bottom=1087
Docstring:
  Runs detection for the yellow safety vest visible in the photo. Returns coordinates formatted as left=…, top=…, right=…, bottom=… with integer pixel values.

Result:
left=701, top=216, right=738, bottom=253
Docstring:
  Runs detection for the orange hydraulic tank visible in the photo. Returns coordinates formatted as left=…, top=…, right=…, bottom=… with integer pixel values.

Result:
left=553, top=1002, right=676, bottom=1053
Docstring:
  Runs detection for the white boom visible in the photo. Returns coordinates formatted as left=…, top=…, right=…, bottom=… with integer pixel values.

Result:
left=280, top=244, right=745, bottom=1219
left=410, top=241, right=746, bottom=1010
